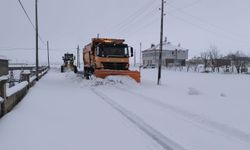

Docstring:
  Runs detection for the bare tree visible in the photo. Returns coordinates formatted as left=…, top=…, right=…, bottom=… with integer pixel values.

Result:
left=200, top=51, right=209, bottom=72
left=226, top=51, right=249, bottom=73
left=208, top=45, right=220, bottom=72
left=187, top=57, right=203, bottom=72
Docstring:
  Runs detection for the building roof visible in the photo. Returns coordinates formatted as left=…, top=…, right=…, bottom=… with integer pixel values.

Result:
left=145, top=41, right=188, bottom=51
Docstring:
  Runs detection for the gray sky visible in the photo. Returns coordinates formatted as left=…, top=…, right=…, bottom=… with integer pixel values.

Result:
left=1, top=0, right=250, bottom=64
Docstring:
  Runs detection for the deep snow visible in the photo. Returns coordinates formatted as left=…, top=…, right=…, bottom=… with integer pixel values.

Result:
left=0, top=68, right=250, bottom=150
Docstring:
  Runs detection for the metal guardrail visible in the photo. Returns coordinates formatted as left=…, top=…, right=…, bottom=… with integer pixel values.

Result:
left=8, top=66, right=35, bottom=71
left=0, top=67, right=49, bottom=118
left=8, top=66, right=47, bottom=71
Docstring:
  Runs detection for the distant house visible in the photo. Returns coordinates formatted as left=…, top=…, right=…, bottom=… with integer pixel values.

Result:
left=142, top=40, right=189, bottom=67
left=0, top=58, right=8, bottom=76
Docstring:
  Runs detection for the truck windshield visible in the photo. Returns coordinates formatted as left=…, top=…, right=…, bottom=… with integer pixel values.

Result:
left=64, top=54, right=74, bottom=61
left=98, top=45, right=129, bottom=58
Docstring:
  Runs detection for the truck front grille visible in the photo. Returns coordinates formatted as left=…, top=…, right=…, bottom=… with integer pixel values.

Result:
left=102, top=62, right=127, bottom=70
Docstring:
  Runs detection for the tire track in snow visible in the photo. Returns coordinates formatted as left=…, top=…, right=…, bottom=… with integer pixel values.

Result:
left=91, top=87, right=187, bottom=150
left=116, top=86, right=250, bottom=144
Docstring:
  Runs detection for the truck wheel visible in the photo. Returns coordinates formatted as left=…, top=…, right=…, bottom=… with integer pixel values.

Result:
left=61, top=66, right=64, bottom=73
left=84, top=70, right=90, bottom=79
left=74, top=66, right=78, bottom=73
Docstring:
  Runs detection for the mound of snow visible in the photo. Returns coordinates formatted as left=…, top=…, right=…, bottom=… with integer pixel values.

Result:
left=188, top=87, right=200, bottom=95
left=61, top=69, right=139, bottom=88
left=93, top=75, right=138, bottom=86
left=220, top=93, right=226, bottom=97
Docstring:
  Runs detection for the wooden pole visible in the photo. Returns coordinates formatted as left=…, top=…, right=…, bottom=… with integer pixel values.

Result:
left=157, top=0, right=165, bottom=85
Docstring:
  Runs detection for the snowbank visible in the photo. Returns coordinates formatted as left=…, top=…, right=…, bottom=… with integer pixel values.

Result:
left=30, top=76, right=36, bottom=82
left=6, top=81, right=28, bottom=97
left=61, top=71, right=138, bottom=88
left=23, top=70, right=31, bottom=74
left=0, top=75, right=8, bottom=81
left=92, top=75, right=138, bottom=86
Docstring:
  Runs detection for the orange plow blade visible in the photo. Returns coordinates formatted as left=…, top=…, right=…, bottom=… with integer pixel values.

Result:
left=95, top=70, right=141, bottom=83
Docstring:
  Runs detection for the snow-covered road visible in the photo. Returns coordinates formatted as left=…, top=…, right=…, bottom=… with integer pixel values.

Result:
left=0, top=68, right=250, bottom=150
left=0, top=69, right=165, bottom=150
left=95, top=86, right=250, bottom=150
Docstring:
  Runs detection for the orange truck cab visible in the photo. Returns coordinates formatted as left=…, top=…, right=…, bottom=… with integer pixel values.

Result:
left=83, top=38, right=140, bottom=82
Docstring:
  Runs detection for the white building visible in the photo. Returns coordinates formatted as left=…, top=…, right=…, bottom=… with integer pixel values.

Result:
left=142, top=40, right=189, bottom=67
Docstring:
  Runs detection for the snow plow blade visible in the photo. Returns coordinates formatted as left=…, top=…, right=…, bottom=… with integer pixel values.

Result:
left=95, top=70, right=141, bottom=83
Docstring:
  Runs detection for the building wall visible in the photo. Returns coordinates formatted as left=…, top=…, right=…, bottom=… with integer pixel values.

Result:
left=0, top=59, right=8, bottom=76
left=142, top=49, right=188, bottom=66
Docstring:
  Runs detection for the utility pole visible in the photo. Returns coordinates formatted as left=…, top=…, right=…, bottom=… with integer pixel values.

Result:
left=77, top=45, right=80, bottom=68
left=157, top=0, right=165, bottom=85
left=175, top=49, right=178, bottom=66
left=134, top=49, right=136, bottom=67
left=35, top=0, right=39, bottom=81
left=47, top=41, right=50, bottom=69
left=140, top=42, right=142, bottom=66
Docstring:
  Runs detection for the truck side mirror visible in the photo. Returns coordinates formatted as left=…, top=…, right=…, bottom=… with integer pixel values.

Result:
left=130, top=47, right=134, bottom=57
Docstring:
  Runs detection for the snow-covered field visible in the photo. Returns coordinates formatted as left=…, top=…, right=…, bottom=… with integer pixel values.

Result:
left=0, top=68, right=249, bottom=150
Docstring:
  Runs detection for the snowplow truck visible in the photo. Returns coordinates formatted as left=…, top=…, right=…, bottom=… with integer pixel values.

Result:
left=83, top=38, right=140, bottom=82
left=61, top=53, right=78, bottom=73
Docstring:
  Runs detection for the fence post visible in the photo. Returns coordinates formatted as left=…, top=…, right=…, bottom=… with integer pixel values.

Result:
left=20, top=72, right=31, bottom=88
left=20, top=73, right=30, bottom=83
left=0, top=79, right=7, bottom=116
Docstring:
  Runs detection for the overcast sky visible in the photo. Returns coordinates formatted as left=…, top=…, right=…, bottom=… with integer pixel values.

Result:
left=1, top=0, right=250, bottom=64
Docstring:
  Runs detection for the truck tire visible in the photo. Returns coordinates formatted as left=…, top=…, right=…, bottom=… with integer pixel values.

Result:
left=74, top=66, right=78, bottom=73
left=61, top=66, right=64, bottom=73
left=84, top=67, right=90, bottom=79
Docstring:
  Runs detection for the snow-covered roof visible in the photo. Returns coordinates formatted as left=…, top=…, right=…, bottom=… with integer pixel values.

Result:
left=145, top=41, right=188, bottom=51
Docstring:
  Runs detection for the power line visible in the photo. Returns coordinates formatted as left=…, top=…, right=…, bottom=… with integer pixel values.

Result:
left=115, top=0, right=157, bottom=29
left=167, top=1, right=250, bottom=44
left=119, top=6, right=159, bottom=36
left=126, top=16, right=160, bottom=38
left=111, top=0, right=174, bottom=37
left=17, top=0, right=46, bottom=46
left=47, top=41, right=50, bottom=68
left=167, top=0, right=203, bottom=13
left=167, top=13, right=250, bottom=47
left=18, top=0, right=35, bottom=29
left=126, top=0, right=174, bottom=37
left=107, top=0, right=158, bottom=36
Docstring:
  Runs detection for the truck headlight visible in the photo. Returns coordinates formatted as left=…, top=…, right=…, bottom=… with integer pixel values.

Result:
left=125, top=64, right=129, bottom=69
